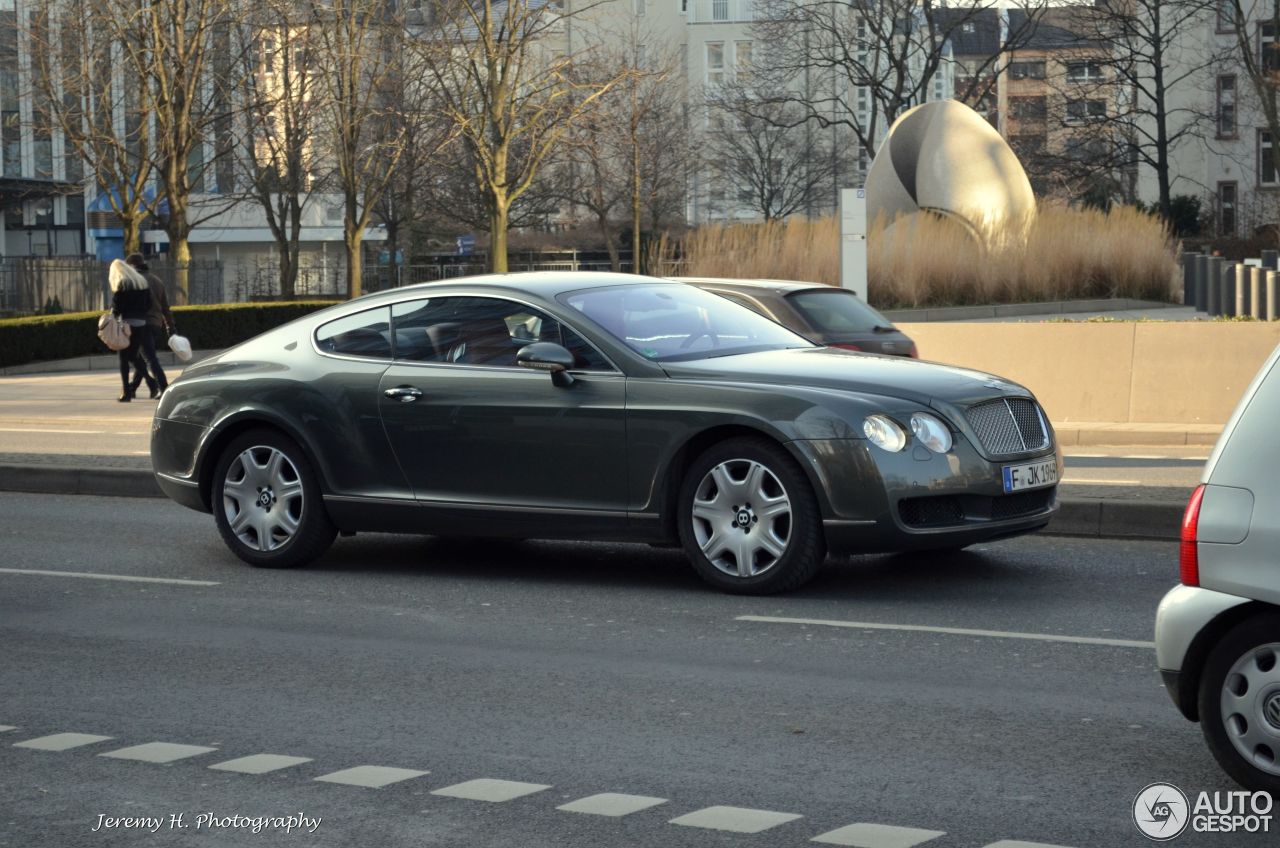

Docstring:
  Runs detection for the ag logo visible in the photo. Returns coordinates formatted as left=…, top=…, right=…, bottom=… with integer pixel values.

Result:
left=1133, top=783, right=1190, bottom=840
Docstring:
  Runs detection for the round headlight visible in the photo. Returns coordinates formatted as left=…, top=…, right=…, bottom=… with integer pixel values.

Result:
left=863, top=414, right=907, bottom=452
left=910, top=412, right=954, bottom=454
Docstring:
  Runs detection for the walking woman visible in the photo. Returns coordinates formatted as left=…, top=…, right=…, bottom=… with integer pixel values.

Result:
left=109, top=258, right=166, bottom=402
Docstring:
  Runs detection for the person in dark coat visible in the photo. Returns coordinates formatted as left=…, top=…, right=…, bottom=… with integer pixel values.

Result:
left=124, top=253, right=174, bottom=398
left=109, top=258, right=165, bottom=402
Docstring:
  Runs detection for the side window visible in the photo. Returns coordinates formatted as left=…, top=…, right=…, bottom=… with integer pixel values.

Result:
left=315, top=307, right=392, bottom=359
left=391, top=296, right=613, bottom=371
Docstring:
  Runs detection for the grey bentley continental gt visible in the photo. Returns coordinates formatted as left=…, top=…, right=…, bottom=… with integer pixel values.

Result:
left=151, top=272, right=1062, bottom=594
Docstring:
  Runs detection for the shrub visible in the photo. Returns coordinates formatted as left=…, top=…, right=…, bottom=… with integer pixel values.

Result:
left=0, top=300, right=339, bottom=369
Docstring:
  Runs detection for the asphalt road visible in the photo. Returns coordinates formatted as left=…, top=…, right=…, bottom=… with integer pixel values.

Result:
left=0, top=492, right=1260, bottom=848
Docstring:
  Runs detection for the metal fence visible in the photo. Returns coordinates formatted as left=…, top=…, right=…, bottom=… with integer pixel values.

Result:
left=0, top=256, right=226, bottom=315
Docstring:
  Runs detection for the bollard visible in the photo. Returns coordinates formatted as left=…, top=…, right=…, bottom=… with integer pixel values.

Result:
left=1195, top=254, right=1209, bottom=311
left=1269, top=271, right=1278, bottom=321
left=1181, top=252, right=1199, bottom=306
left=1251, top=266, right=1264, bottom=319
left=1207, top=257, right=1223, bottom=316
left=1263, top=250, right=1278, bottom=270
left=1237, top=265, right=1251, bottom=317
left=1222, top=262, right=1235, bottom=317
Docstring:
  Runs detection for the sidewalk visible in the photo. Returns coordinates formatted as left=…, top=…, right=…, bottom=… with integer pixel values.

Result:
left=0, top=369, right=1191, bottom=542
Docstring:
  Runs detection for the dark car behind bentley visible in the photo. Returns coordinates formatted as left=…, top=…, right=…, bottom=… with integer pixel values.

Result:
left=152, top=272, right=1060, bottom=594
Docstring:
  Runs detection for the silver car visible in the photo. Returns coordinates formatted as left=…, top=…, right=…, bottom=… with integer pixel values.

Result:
left=1156, top=342, right=1280, bottom=794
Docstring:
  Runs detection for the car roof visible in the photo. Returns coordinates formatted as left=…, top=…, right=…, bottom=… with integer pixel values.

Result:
left=353, top=271, right=672, bottom=305
left=673, top=277, right=842, bottom=296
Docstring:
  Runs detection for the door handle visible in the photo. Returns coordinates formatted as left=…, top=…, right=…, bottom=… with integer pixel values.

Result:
left=384, top=386, right=422, bottom=403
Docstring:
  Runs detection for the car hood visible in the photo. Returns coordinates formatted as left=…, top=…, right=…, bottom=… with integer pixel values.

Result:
left=661, top=347, right=1031, bottom=407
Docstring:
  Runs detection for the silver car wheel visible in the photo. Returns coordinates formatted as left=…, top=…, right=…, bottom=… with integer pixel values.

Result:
left=221, top=446, right=305, bottom=552
left=691, top=458, right=792, bottom=578
left=1220, top=641, right=1280, bottom=777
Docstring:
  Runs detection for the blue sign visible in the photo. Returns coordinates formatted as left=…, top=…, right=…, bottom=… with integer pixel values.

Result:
left=456, top=235, right=476, bottom=256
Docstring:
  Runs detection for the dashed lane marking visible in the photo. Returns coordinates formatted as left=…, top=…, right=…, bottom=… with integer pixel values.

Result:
left=209, top=754, right=313, bottom=774
left=812, top=822, right=946, bottom=847
left=13, top=733, right=112, bottom=751
left=735, top=616, right=1156, bottom=650
left=432, top=778, right=552, bottom=802
left=1059, top=478, right=1142, bottom=485
left=556, top=793, right=668, bottom=817
left=0, top=726, right=15, bottom=732
left=313, top=766, right=428, bottom=788
left=0, top=568, right=219, bottom=586
left=669, top=805, right=803, bottom=834
left=100, top=742, right=217, bottom=763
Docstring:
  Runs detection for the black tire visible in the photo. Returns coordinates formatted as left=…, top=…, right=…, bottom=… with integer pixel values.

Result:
left=1196, top=613, right=1280, bottom=796
left=676, top=436, right=826, bottom=594
left=211, top=428, right=337, bottom=569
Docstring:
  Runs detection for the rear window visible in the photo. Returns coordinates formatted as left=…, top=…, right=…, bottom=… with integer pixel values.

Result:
left=786, top=289, right=891, bottom=335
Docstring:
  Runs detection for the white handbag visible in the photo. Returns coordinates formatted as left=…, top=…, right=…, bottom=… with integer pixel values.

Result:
left=168, top=333, right=193, bottom=362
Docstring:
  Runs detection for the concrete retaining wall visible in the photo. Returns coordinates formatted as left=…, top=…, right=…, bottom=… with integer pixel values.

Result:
left=899, top=322, right=1280, bottom=426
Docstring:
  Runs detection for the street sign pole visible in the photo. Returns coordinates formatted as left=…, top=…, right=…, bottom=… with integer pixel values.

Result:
left=839, top=187, right=867, bottom=299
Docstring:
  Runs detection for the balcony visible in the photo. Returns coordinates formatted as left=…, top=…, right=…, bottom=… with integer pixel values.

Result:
left=688, top=0, right=756, bottom=24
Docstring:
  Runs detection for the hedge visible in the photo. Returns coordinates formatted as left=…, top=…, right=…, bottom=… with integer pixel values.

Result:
left=0, top=301, right=340, bottom=369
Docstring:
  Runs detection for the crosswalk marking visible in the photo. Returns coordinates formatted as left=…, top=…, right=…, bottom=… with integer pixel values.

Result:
left=669, top=805, right=803, bottom=834
left=556, top=793, right=668, bottom=817
left=100, top=742, right=217, bottom=763
left=432, top=778, right=551, bottom=802
left=13, top=733, right=112, bottom=751
left=209, top=754, right=312, bottom=774
left=984, top=841, right=1077, bottom=848
left=314, top=766, right=427, bottom=788
left=0, top=726, right=16, bottom=732
left=812, top=823, right=946, bottom=847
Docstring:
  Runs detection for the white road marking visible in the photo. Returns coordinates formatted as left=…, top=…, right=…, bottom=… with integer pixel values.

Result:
left=669, top=805, right=803, bottom=834
left=13, top=733, right=112, bottom=751
left=735, top=616, right=1155, bottom=649
left=983, top=841, right=1078, bottom=848
left=0, top=568, right=219, bottom=586
left=432, top=778, right=551, bottom=802
left=0, top=726, right=15, bottom=732
left=0, top=427, right=147, bottom=435
left=557, top=793, right=668, bottom=817
left=209, top=754, right=312, bottom=774
left=1060, top=478, right=1142, bottom=485
left=812, top=823, right=946, bottom=847
left=314, top=765, right=427, bottom=788
left=100, top=742, right=217, bottom=763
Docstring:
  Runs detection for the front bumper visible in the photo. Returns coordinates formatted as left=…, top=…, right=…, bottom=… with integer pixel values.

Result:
left=791, top=437, right=1061, bottom=555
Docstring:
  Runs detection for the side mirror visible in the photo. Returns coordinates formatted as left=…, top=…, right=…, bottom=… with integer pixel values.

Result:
left=516, top=342, right=576, bottom=387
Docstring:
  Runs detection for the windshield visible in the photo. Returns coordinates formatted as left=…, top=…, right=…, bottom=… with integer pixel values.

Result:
left=786, top=289, right=893, bottom=335
left=560, top=284, right=813, bottom=362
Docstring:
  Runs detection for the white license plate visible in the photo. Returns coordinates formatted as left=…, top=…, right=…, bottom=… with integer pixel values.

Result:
left=1002, top=459, right=1058, bottom=493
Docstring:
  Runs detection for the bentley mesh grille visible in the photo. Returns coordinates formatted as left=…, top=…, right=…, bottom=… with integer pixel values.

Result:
left=964, top=398, right=1050, bottom=456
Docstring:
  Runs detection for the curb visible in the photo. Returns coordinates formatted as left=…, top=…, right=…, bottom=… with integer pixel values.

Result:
left=881, top=298, right=1180, bottom=323
left=0, top=464, right=1182, bottom=540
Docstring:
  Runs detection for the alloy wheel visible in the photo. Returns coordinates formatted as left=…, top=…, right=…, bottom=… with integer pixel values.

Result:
left=691, top=458, right=792, bottom=578
left=222, top=445, right=305, bottom=552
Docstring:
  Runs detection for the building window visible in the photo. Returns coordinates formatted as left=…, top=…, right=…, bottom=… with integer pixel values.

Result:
left=734, top=41, right=752, bottom=83
left=712, top=0, right=727, bottom=21
left=634, top=0, right=645, bottom=16
left=680, top=0, right=688, bottom=12
left=1260, top=130, right=1278, bottom=186
left=706, top=42, right=724, bottom=86
left=1009, top=61, right=1045, bottom=80
left=1218, top=182, right=1237, bottom=235
left=1218, top=0, right=1236, bottom=33
left=1009, top=96, right=1047, bottom=120
left=259, top=38, right=276, bottom=75
left=1066, top=61, right=1104, bottom=83
left=1218, top=75, right=1237, bottom=138
left=1065, top=99, right=1106, bottom=122
left=1262, top=23, right=1280, bottom=73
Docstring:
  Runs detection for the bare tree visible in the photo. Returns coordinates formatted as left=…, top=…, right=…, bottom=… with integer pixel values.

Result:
left=28, top=1, right=158, bottom=255
left=1227, top=1, right=1280, bottom=197
left=703, top=83, right=845, bottom=220
left=749, top=0, right=1047, bottom=165
left=235, top=0, right=327, bottom=298
left=415, top=0, right=632, bottom=272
